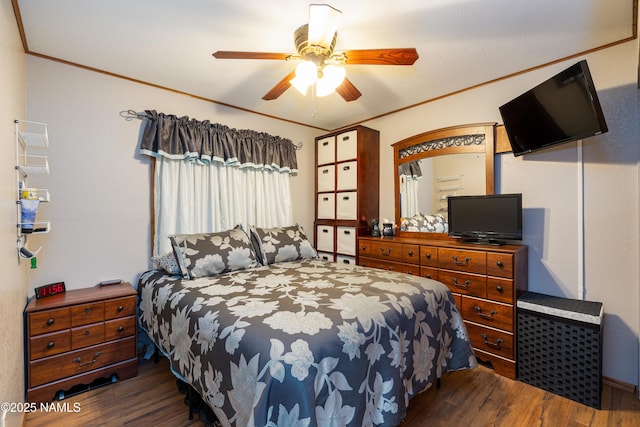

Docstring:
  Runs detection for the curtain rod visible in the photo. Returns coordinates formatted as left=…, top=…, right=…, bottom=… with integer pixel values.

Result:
left=119, top=109, right=303, bottom=149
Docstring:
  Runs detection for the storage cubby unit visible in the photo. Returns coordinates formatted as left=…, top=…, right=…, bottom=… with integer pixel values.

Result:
left=314, top=125, right=379, bottom=265
left=15, top=120, right=51, bottom=262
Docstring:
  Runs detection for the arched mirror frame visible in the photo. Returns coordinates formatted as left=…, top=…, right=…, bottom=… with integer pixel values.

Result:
left=393, top=122, right=496, bottom=240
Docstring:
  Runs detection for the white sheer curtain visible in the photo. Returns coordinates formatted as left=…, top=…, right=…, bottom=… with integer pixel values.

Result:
left=153, top=157, right=293, bottom=254
left=400, top=174, right=420, bottom=219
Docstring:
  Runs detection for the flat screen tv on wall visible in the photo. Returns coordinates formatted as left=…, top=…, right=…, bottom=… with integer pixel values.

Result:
left=447, top=193, right=522, bottom=245
left=499, top=60, right=608, bottom=157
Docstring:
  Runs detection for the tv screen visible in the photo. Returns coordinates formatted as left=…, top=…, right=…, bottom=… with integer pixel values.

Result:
left=447, top=194, right=522, bottom=245
left=499, top=60, right=608, bottom=156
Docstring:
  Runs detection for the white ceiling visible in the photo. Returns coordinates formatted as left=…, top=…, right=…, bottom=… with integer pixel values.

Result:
left=16, top=0, right=635, bottom=130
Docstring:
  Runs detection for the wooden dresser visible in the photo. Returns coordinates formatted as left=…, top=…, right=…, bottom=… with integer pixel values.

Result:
left=358, top=236, right=528, bottom=379
left=314, top=125, right=379, bottom=265
left=25, top=283, right=138, bottom=402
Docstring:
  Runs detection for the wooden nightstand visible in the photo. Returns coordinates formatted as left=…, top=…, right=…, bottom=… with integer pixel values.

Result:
left=25, top=283, right=138, bottom=402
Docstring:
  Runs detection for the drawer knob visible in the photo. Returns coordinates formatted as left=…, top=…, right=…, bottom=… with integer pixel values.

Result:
left=118, top=326, right=125, bottom=332
left=452, top=278, right=470, bottom=289
left=407, top=250, right=413, bottom=256
left=474, top=305, right=497, bottom=320
left=85, top=330, right=90, bottom=336
left=117, top=305, right=124, bottom=311
left=46, top=318, right=54, bottom=326
left=496, top=285, right=504, bottom=292
left=496, top=261, right=504, bottom=267
left=47, top=341, right=55, bottom=349
left=425, top=274, right=432, bottom=279
left=452, top=256, right=471, bottom=266
left=480, top=333, right=504, bottom=350
left=84, top=307, right=91, bottom=314
left=425, top=253, right=431, bottom=259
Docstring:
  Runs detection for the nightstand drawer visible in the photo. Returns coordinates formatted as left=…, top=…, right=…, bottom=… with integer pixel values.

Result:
left=104, top=296, right=136, bottom=320
left=71, top=323, right=105, bottom=349
left=71, top=302, right=104, bottom=327
left=29, top=337, right=135, bottom=388
left=105, top=316, right=136, bottom=341
left=29, top=308, right=70, bottom=336
left=30, top=330, right=71, bottom=360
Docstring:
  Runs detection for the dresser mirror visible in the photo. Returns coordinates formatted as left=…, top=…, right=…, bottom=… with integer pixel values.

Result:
left=393, top=123, right=496, bottom=239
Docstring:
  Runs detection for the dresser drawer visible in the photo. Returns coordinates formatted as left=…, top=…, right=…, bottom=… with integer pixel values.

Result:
left=465, top=321, right=514, bottom=359
left=402, top=264, right=421, bottom=276
left=336, top=130, right=357, bottom=161
left=71, top=323, right=105, bottom=350
left=369, top=241, right=403, bottom=263
left=336, top=191, right=357, bottom=220
left=336, top=226, right=356, bottom=256
left=438, top=248, right=487, bottom=274
left=358, top=239, right=371, bottom=256
left=105, top=316, right=136, bottom=341
left=317, top=193, right=335, bottom=219
left=105, top=296, right=136, bottom=320
left=487, top=252, right=514, bottom=278
left=359, top=257, right=402, bottom=272
left=420, top=267, right=438, bottom=280
left=438, top=270, right=486, bottom=298
left=316, top=225, right=334, bottom=252
left=402, top=244, right=420, bottom=265
left=30, top=330, right=71, bottom=360
left=29, top=336, right=136, bottom=388
left=71, top=302, right=104, bottom=327
left=317, top=165, right=335, bottom=192
left=461, top=296, right=513, bottom=332
left=487, top=277, right=514, bottom=304
left=317, top=136, right=335, bottom=165
left=419, top=246, right=438, bottom=267
left=336, top=161, right=357, bottom=191
left=29, top=308, right=71, bottom=336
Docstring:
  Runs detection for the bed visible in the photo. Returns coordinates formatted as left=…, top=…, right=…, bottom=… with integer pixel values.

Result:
left=137, top=225, right=476, bottom=427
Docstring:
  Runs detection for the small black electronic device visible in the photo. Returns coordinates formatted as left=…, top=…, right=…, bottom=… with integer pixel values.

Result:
left=499, top=60, right=608, bottom=157
left=34, top=281, right=66, bottom=299
left=447, top=193, right=522, bottom=245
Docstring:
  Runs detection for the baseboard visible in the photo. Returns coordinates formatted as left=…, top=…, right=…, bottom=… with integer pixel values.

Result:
left=603, top=376, right=637, bottom=396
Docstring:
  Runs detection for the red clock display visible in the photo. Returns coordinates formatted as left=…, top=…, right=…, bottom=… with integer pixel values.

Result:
left=35, top=282, right=66, bottom=299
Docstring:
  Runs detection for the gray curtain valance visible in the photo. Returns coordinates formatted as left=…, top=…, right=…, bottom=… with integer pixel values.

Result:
left=398, top=160, right=422, bottom=178
left=139, top=110, right=297, bottom=173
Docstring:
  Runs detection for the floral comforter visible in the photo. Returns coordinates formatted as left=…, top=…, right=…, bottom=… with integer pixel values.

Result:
left=138, top=259, right=476, bottom=427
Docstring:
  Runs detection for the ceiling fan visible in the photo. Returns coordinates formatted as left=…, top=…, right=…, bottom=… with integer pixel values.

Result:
left=212, top=4, right=419, bottom=102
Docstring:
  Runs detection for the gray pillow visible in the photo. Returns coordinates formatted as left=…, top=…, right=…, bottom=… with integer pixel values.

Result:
left=150, top=251, right=181, bottom=275
left=250, top=224, right=317, bottom=265
left=170, top=225, right=259, bottom=279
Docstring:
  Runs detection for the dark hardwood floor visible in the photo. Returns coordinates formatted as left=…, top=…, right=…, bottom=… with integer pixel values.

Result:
left=24, top=356, right=640, bottom=427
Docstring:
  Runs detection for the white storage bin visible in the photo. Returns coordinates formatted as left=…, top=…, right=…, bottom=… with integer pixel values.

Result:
left=317, top=136, right=335, bottom=165
left=317, top=193, right=335, bottom=219
left=336, top=226, right=356, bottom=255
left=317, top=165, right=335, bottom=192
left=317, top=252, right=335, bottom=262
left=336, top=255, right=356, bottom=266
left=336, top=161, right=357, bottom=191
left=336, top=130, right=358, bottom=162
left=336, top=191, right=357, bottom=220
left=316, top=225, right=334, bottom=253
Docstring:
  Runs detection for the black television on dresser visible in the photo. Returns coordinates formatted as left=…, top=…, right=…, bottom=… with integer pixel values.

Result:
left=499, top=60, right=608, bottom=156
left=447, top=193, right=522, bottom=245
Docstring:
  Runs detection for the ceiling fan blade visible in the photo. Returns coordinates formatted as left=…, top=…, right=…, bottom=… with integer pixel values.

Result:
left=307, top=4, right=341, bottom=49
left=335, top=77, right=361, bottom=102
left=342, top=48, right=419, bottom=65
left=213, top=51, right=291, bottom=60
left=262, top=70, right=297, bottom=100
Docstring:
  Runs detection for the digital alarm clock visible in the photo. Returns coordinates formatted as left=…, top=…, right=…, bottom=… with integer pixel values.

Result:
left=34, top=281, right=66, bottom=299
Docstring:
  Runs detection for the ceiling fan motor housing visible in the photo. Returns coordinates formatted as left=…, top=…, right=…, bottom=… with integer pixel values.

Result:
left=294, top=24, right=337, bottom=62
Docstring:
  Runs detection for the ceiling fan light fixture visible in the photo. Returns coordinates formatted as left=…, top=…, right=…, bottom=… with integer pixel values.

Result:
left=315, top=64, right=345, bottom=97
left=307, top=4, right=341, bottom=50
